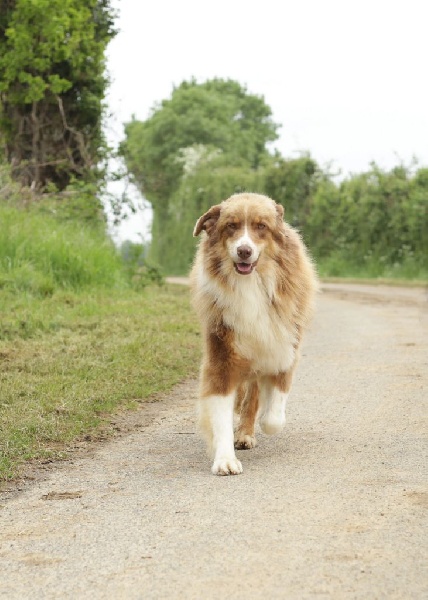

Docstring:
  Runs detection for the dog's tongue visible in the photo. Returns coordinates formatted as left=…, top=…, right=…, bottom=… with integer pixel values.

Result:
left=237, top=262, right=253, bottom=274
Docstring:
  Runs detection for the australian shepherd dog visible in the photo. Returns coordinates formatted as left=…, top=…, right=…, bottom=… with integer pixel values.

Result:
left=190, top=193, right=318, bottom=476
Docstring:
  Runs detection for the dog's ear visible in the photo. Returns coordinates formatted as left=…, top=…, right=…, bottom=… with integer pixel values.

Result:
left=193, top=204, right=221, bottom=237
left=275, top=202, right=284, bottom=219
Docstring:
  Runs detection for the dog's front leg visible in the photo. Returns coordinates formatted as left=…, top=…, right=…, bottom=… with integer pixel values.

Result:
left=198, top=391, right=243, bottom=476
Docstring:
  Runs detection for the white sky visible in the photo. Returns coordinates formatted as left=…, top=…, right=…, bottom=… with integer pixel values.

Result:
left=105, top=0, right=428, bottom=243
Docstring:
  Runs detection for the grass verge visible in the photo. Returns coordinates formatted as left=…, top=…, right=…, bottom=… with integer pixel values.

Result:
left=0, top=284, right=201, bottom=481
left=316, top=254, right=428, bottom=282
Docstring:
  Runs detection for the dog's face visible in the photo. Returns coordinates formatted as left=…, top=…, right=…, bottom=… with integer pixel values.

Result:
left=194, top=193, right=285, bottom=276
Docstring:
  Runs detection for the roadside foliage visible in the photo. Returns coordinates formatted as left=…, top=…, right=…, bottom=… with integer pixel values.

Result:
left=123, top=79, right=428, bottom=279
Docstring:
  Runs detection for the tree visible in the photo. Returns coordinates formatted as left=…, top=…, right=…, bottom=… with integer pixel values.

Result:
left=0, top=0, right=116, bottom=190
left=121, top=78, right=279, bottom=267
left=121, top=78, right=280, bottom=209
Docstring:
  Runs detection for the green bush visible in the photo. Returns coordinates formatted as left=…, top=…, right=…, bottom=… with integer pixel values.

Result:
left=306, top=164, right=428, bottom=278
left=265, top=159, right=427, bottom=280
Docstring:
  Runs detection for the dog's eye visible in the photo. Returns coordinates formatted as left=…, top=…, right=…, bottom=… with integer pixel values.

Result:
left=227, top=222, right=238, bottom=231
left=256, top=223, right=266, bottom=230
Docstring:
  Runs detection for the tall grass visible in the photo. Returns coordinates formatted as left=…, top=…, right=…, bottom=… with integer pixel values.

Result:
left=0, top=205, right=127, bottom=295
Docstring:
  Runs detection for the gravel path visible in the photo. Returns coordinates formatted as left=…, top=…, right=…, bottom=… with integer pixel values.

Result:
left=1, top=284, right=427, bottom=599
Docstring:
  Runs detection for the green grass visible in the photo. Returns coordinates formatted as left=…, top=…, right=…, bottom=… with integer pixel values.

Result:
left=0, top=203, right=195, bottom=481
left=0, top=284, right=201, bottom=481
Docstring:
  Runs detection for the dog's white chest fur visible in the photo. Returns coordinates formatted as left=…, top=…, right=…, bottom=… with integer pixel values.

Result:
left=202, top=270, right=296, bottom=374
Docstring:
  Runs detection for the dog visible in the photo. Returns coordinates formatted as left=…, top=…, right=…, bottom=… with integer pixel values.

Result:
left=190, top=193, right=318, bottom=475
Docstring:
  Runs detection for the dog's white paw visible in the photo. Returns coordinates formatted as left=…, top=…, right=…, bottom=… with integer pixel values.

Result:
left=234, top=431, right=257, bottom=450
left=211, top=457, right=243, bottom=476
left=259, top=411, right=286, bottom=435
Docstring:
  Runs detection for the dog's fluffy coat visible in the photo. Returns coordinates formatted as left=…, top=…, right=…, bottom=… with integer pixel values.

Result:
left=190, top=193, right=318, bottom=475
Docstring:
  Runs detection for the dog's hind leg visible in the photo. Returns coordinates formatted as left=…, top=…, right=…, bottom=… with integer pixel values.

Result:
left=259, top=369, right=294, bottom=435
left=234, top=382, right=246, bottom=414
left=234, top=381, right=259, bottom=449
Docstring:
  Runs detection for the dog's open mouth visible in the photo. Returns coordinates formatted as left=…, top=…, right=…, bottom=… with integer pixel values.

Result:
left=234, top=260, right=257, bottom=275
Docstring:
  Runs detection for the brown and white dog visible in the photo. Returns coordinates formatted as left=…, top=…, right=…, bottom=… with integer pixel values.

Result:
left=190, top=193, right=318, bottom=475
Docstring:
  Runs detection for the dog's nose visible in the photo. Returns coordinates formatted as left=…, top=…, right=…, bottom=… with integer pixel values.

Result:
left=237, top=245, right=252, bottom=260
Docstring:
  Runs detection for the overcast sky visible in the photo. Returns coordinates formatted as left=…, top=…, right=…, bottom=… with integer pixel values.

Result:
left=105, top=0, right=428, bottom=242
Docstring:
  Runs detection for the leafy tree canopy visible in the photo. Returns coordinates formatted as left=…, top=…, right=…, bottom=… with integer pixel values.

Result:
left=0, top=0, right=116, bottom=190
left=121, top=78, right=280, bottom=207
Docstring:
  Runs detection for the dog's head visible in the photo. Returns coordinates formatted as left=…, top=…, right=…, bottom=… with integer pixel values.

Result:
left=193, top=193, right=285, bottom=275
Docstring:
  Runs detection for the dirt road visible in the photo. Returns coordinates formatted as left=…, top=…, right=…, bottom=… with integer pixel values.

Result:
left=1, top=283, right=427, bottom=599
